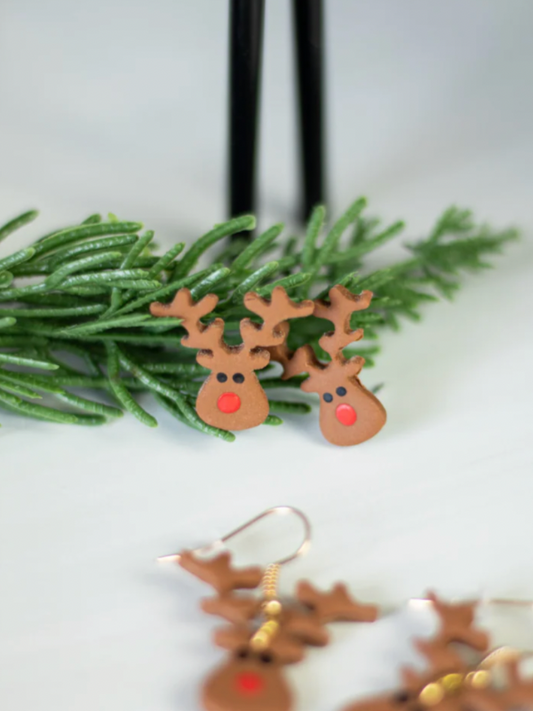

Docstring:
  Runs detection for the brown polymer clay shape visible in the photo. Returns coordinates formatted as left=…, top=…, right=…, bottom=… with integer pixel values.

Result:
left=177, top=550, right=378, bottom=711
left=271, top=285, right=386, bottom=446
left=149, top=286, right=313, bottom=431
left=342, top=592, right=533, bottom=711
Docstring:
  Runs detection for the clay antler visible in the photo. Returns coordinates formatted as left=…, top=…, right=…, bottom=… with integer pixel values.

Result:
left=150, top=288, right=224, bottom=355
left=178, top=551, right=263, bottom=595
left=314, top=286, right=373, bottom=359
left=276, top=343, right=324, bottom=384
left=297, top=580, right=379, bottom=623
left=201, top=594, right=261, bottom=624
left=274, top=285, right=371, bottom=378
left=213, top=623, right=256, bottom=652
left=240, top=286, right=314, bottom=352
left=429, top=592, right=490, bottom=652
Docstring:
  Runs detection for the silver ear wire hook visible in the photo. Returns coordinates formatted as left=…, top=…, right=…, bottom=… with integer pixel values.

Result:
left=481, top=597, right=533, bottom=608
left=409, top=596, right=533, bottom=609
left=157, top=505, right=312, bottom=567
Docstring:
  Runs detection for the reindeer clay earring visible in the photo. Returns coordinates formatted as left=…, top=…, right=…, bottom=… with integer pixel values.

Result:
left=150, top=287, right=313, bottom=431
left=342, top=592, right=533, bottom=711
left=272, top=286, right=386, bottom=446
left=158, top=506, right=379, bottom=711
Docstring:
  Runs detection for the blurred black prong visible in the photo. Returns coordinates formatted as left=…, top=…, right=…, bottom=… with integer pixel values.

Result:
left=228, top=0, right=265, bottom=239
left=293, top=0, right=326, bottom=223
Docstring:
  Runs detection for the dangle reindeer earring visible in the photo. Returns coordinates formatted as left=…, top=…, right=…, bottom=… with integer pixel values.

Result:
left=341, top=592, right=533, bottom=711
left=158, top=506, right=378, bottom=711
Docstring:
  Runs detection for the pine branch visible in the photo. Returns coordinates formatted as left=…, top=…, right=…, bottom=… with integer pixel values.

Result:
left=0, top=203, right=517, bottom=437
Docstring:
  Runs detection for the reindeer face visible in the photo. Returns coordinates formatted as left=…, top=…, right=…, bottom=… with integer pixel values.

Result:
left=302, top=369, right=387, bottom=447
left=195, top=347, right=271, bottom=431
left=202, top=648, right=292, bottom=711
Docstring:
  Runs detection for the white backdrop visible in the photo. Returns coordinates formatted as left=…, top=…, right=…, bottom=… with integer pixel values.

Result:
left=1, top=2, right=533, bottom=710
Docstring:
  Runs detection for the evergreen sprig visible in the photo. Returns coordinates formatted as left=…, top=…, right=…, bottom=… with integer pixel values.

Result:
left=0, top=200, right=517, bottom=439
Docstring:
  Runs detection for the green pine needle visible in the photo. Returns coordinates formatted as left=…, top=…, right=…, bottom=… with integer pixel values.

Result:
left=0, top=210, right=38, bottom=244
left=232, top=224, right=283, bottom=271
left=0, top=200, right=517, bottom=437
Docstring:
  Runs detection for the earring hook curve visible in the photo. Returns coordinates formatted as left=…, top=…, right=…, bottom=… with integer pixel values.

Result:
left=409, top=596, right=533, bottom=609
left=157, top=505, right=312, bottom=567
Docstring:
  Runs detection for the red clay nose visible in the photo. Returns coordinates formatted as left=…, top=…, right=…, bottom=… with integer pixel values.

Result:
left=336, top=403, right=357, bottom=426
left=235, top=671, right=264, bottom=695
left=217, top=392, right=241, bottom=414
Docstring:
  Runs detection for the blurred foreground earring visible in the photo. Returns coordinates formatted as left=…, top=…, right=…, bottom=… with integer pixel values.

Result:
left=341, top=591, right=533, bottom=711
left=158, top=506, right=379, bottom=711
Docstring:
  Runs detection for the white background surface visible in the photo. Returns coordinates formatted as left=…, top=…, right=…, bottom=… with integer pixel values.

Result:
left=1, top=1, right=533, bottom=710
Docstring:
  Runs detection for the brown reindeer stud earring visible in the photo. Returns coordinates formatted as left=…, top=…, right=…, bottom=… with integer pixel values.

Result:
left=272, top=285, right=386, bottom=446
left=150, top=286, right=314, bottom=431
left=158, top=506, right=378, bottom=711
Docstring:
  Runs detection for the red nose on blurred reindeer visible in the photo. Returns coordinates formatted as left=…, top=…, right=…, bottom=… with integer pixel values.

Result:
left=150, top=286, right=313, bottom=431
left=177, top=550, right=378, bottom=711
left=271, top=285, right=386, bottom=446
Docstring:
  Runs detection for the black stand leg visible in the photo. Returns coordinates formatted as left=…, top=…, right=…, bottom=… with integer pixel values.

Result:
left=228, top=0, right=265, bottom=236
left=293, top=0, right=326, bottom=223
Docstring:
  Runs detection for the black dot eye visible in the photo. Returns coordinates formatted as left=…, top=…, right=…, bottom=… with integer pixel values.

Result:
left=259, top=652, right=273, bottom=664
left=216, top=373, right=227, bottom=383
left=233, top=373, right=245, bottom=384
left=336, top=386, right=347, bottom=397
left=236, top=648, right=249, bottom=659
left=323, top=392, right=333, bottom=403
left=393, top=691, right=411, bottom=704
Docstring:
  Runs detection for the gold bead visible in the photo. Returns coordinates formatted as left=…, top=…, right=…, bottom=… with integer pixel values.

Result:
left=261, top=563, right=281, bottom=600
left=419, top=683, right=445, bottom=706
left=250, top=634, right=268, bottom=651
left=441, top=673, right=464, bottom=694
left=262, top=599, right=282, bottom=617
left=263, top=620, right=279, bottom=634
left=250, top=619, right=280, bottom=651
left=465, top=670, right=491, bottom=689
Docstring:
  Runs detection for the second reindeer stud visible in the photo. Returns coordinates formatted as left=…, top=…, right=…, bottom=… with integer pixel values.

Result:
left=272, top=285, right=387, bottom=446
